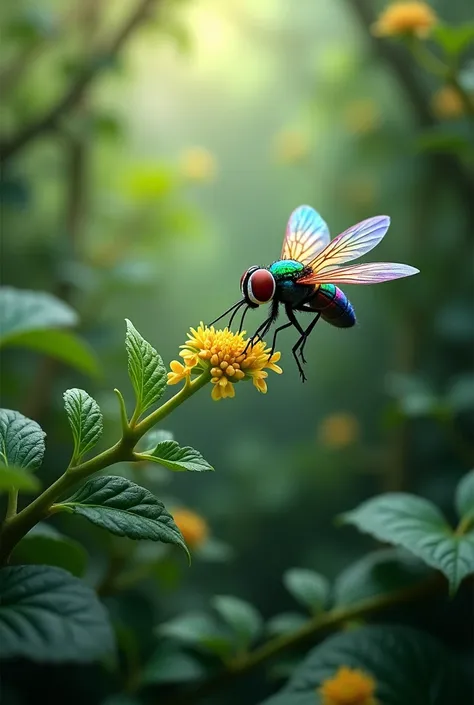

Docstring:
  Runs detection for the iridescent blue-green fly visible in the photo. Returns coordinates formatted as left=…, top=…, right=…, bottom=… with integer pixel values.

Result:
left=211, top=205, right=419, bottom=381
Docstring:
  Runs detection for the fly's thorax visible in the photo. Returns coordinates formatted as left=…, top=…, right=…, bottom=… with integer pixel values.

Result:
left=269, top=259, right=307, bottom=280
left=269, top=260, right=314, bottom=306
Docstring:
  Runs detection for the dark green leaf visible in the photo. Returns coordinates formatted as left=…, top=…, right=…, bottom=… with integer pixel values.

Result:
left=266, top=612, right=308, bottom=637
left=0, top=465, right=40, bottom=493
left=455, top=469, right=474, bottom=521
left=7, top=329, right=100, bottom=376
left=0, top=287, right=77, bottom=346
left=141, top=648, right=207, bottom=685
left=125, top=319, right=167, bottom=417
left=259, top=625, right=470, bottom=705
left=139, top=440, right=214, bottom=472
left=333, top=549, right=431, bottom=606
left=158, top=611, right=234, bottom=658
left=341, top=493, right=474, bottom=593
left=283, top=568, right=330, bottom=613
left=11, top=524, right=87, bottom=577
left=212, top=595, right=262, bottom=646
left=416, top=129, right=472, bottom=156
left=54, top=476, right=188, bottom=558
left=0, top=565, right=114, bottom=662
left=63, top=388, right=103, bottom=463
left=0, top=409, right=45, bottom=472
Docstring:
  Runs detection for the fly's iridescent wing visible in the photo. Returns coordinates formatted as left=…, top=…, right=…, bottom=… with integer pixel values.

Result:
left=296, top=215, right=419, bottom=285
left=281, top=205, right=330, bottom=264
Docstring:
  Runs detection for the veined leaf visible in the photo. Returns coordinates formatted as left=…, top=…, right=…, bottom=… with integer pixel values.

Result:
left=455, top=469, right=474, bottom=521
left=0, top=409, right=45, bottom=472
left=341, top=493, right=474, bottom=594
left=139, top=439, right=214, bottom=472
left=283, top=568, right=330, bottom=613
left=212, top=595, right=263, bottom=647
left=11, top=523, right=87, bottom=577
left=258, top=625, right=470, bottom=705
left=63, top=388, right=103, bottom=463
left=0, top=465, right=40, bottom=493
left=53, top=476, right=188, bottom=559
left=125, top=319, right=166, bottom=418
left=0, top=287, right=77, bottom=345
left=7, top=329, right=100, bottom=377
left=0, top=565, right=114, bottom=662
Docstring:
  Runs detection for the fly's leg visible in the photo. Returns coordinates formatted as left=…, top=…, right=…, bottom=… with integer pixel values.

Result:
left=269, top=321, right=293, bottom=358
left=244, top=315, right=273, bottom=353
left=284, top=305, right=308, bottom=382
left=294, top=313, right=321, bottom=364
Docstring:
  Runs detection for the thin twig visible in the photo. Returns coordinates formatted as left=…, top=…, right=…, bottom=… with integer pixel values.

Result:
left=0, top=0, right=158, bottom=164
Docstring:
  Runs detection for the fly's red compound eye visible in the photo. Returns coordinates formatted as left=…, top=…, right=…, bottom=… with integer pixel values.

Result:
left=247, top=269, right=276, bottom=305
left=240, top=266, right=258, bottom=295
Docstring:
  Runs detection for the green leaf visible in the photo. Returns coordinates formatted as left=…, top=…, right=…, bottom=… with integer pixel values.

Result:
left=11, top=524, right=87, bottom=577
left=433, top=23, right=474, bottom=56
left=333, top=549, right=431, bottom=606
left=141, top=647, right=207, bottom=685
left=455, top=469, right=474, bottom=521
left=416, top=129, right=473, bottom=157
left=341, top=493, right=474, bottom=594
left=0, top=465, right=40, bottom=493
left=125, top=319, right=167, bottom=418
left=212, top=595, right=263, bottom=647
left=258, top=625, right=470, bottom=705
left=158, top=612, right=234, bottom=658
left=63, top=388, right=103, bottom=463
left=7, top=329, right=100, bottom=376
left=139, top=440, right=214, bottom=472
left=54, top=476, right=189, bottom=559
left=0, top=287, right=77, bottom=345
left=0, top=565, right=114, bottom=662
left=266, top=612, right=308, bottom=637
left=0, top=409, right=46, bottom=472
left=283, top=568, right=330, bottom=613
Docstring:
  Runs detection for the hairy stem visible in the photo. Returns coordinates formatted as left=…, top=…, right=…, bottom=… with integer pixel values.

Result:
left=0, top=373, right=209, bottom=563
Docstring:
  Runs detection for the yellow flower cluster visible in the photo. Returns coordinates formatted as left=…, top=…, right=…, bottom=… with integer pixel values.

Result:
left=319, top=413, right=359, bottom=449
left=172, top=508, right=209, bottom=549
left=319, top=666, right=378, bottom=705
left=372, top=2, right=438, bottom=39
left=167, top=324, right=282, bottom=401
left=431, top=85, right=472, bottom=119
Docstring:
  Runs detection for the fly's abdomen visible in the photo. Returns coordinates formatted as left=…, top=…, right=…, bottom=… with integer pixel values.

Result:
left=308, top=284, right=356, bottom=328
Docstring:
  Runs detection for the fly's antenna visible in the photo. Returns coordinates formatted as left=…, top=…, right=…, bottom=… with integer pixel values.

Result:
left=208, top=299, right=245, bottom=327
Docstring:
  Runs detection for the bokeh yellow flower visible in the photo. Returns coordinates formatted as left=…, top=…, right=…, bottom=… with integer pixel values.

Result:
left=180, top=147, right=217, bottom=182
left=273, top=128, right=311, bottom=164
left=343, top=100, right=381, bottom=135
left=431, top=85, right=472, bottom=119
left=172, top=508, right=209, bottom=549
left=319, top=413, right=359, bottom=448
left=319, top=666, right=378, bottom=705
left=343, top=177, right=377, bottom=208
left=371, top=2, right=438, bottom=39
left=167, top=323, right=282, bottom=400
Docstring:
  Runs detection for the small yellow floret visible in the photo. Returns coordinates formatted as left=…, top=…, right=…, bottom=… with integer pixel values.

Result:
left=319, top=666, right=378, bottom=705
left=371, top=2, right=438, bottom=39
left=167, top=323, right=282, bottom=401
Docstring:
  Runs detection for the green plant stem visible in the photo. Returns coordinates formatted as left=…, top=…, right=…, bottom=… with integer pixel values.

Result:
left=0, top=373, right=209, bottom=563
left=164, top=575, right=442, bottom=705
left=5, top=489, right=18, bottom=520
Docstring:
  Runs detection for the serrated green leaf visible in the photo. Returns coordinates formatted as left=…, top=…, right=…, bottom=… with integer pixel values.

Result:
left=0, top=465, right=40, bottom=493
left=258, top=625, right=470, bottom=705
left=0, top=287, right=77, bottom=345
left=283, top=568, right=330, bottom=613
left=0, top=565, right=114, bottom=662
left=212, top=595, right=262, bottom=647
left=125, top=319, right=166, bottom=417
left=63, top=388, right=103, bottom=463
left=7, top=329, right=100, bottom=376
left=139, top=439, right=214, bottom=472
left=158, top=611, right=234, bottom=658
left=341, top=493, right=474, bottom=594
left=333, top=549, right=431, bottom=607
left=455, top=469, right=474, bottom=521
left=266, top=612, right=308, bottom=637
left=11, top=523, right=87, bottom=577
left=0, top=409, right=45, bottom=472
left=53, top=476, right=188, bottom=559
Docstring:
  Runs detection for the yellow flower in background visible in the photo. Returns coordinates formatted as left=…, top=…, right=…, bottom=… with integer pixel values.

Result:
left=273, top=128, right=311, bottom=164
left=167, top=323, right=282, bottom=400
left=343, top=100, right=381, bottom=135
left=371, top=2, right=438, bottom=39
left=319, top=666, right=378, bottom=705
left=343, top=177, right=377, bottom=208
left=431, top=85, right=471, bottom=119
left=172, top=508, right=209, bottom=549
left=180, top=147, right=217, bottom=182
left=319, top=413, right=359, bottom=449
